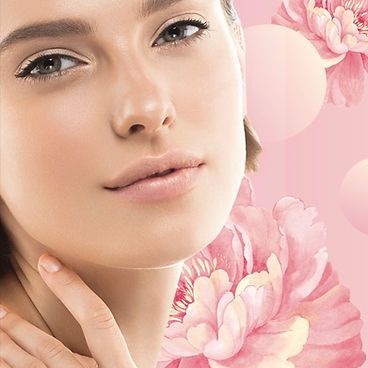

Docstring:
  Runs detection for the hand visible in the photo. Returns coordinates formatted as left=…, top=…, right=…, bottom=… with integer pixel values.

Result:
left=0, top=253, right=138, bottom=368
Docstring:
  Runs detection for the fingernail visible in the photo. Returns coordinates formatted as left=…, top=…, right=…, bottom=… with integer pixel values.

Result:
left=39, top=254, right=63, bottom=273
left=0, top=305, right=8, bottom=318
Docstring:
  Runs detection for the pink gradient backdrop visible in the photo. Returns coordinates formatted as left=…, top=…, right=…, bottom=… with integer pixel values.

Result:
left=234, top=0, right=368, bottom=357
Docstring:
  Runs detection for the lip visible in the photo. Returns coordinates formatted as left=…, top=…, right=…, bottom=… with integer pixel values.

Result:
left=106, top=164, right=205, bottom=202
left=103, top=148, right=204, bottom=190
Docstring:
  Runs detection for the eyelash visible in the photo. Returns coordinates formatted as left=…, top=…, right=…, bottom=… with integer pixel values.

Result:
left=15, top=17, right=210, bottom=84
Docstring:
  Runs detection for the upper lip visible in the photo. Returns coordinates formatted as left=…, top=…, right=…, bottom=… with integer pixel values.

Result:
left=104, top=149, right=204, bottom=189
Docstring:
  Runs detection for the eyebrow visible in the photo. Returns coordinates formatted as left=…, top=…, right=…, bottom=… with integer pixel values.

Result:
left=0, top=0, right=186, bottom=55
left=137, top=0, right=186, bottom=20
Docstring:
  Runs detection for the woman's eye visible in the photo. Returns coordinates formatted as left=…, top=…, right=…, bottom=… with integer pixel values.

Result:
left=153, top=18, right=210, bottom=48
left=14, top=18, right=210, bottom=84
left=15, top=54, right=84, bottom=83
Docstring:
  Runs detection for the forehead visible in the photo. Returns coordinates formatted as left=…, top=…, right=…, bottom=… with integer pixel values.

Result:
left=0, top=0, right=217, bottom=42
left=1, top=0, right=214, bottom=25
left=0, top=0, right=222, bottom=57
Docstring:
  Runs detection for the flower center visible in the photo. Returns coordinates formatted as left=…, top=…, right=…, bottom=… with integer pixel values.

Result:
left=342, top=0, right=368, bottom=34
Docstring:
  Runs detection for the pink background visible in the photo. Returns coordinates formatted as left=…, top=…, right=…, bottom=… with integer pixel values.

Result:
left=233, top=0, right=368, bottom=356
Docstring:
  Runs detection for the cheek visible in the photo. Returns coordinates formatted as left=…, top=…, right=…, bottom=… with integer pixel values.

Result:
left=176, top=33, right=245, bottom=144
left=175, top=36, right=246, bottom=181
left=1, top=93, right=85, bottom=194
left=0, top=86, right=104, bottom=246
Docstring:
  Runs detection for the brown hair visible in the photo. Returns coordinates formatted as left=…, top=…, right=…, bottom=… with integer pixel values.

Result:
left=0, top=0, right=262, bottom=278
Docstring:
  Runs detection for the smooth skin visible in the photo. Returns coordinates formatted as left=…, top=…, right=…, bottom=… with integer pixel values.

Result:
left=0, top=254, right=133, bottom=367
left=0, top=0, right=247, bottom=367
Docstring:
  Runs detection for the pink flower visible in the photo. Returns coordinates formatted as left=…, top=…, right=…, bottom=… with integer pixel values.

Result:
left=272, top=0, right=368, bottom=107
left=156, top=176, right=366, bottom=367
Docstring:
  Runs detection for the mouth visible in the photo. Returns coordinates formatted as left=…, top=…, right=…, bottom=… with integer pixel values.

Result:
left=103, top=149, right=204, bottom=191
left=107, top=167, right=180, bottom=190
left=105, top=163, right=204, bottom=202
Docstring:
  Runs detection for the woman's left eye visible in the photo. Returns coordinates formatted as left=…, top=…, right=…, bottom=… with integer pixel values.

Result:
left=153, top=17, right=210, bottom=49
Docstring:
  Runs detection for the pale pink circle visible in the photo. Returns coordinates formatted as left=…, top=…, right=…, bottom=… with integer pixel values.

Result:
left=244, top=24, right=327, bottom=142
left=339, top=159, right=368, bottom=236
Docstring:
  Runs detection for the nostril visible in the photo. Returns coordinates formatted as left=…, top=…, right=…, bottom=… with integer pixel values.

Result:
left=129, top=124, right=144, bottom=134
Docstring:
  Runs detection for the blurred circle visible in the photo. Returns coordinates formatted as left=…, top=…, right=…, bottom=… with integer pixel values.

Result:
left=245, top=24, right=327, bottom=142
left=339, top=159, right=368, bottom=236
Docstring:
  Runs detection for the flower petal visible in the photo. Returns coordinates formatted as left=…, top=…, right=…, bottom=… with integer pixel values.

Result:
left=204, top=295, right=247, bottom=359
left=325, top=51, right=366, bottom=106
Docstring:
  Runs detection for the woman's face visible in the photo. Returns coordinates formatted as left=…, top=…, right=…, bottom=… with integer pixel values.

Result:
left=0, top=0, right=246, bottom=268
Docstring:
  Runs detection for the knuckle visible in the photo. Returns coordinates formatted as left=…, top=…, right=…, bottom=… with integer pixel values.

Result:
left=0, top=312, right=16, bottom=330
left=85, top=303, right=116, bottom=330
left=26, top=358, right=47, bottom=368
left=37, top=338, right=65, bottom=360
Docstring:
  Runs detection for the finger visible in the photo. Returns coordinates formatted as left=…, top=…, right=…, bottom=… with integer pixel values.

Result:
left=0, top=329, right=47, bottom=368
left=74, top=353, right=99, bottom=368
left=37, top=254, right=137, bottom=368
left=0, top=305, right=82, bottom=367
left=0, top=359, right=12, bottom=368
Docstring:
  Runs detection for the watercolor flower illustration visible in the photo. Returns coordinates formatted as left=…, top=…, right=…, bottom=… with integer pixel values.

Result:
left=271, top=0, right=368, bottom=107
left=156, top=176, right=366, bottom=367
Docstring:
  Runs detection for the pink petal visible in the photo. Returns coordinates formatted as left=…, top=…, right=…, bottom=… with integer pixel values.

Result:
left=326, top=0, right=343, bottom=14
left=182, top=270, right=232, bottom=329
left=229, top=206, right=285, bottom=274
left=325, top=19, right=349, bottom=53
left=338, top=7, right=359, bottom=36
left=363, top=54, right=368, bottom=72
left=200, top=225, right=245, bottom=286
left=290, top=280, right=367, bottom=366
left=282, top=0, right=309, bottom=23
left=272, top=1, right=312, bottom=34
left=213, top=316, right=310, bottom=366
left=307, top=6, right=332, bottom=37
left=204, top=295, right=248, bottom=359
left=177, top=355, right=211, bottom=368
left=155, top=359, right=180, bottom=368
left=325, top=51, right=366, bottom=106
left=186, top=323, right=217, bottom=351
left=289, top=335, right=367, bottom=367
left=160, top=336, right=199, bottom=357
left=236, top=254, right=284, bottom=330
left=232, top=176, right=254, bottom=208
left=272, top=197, right=328, bottom=311
left=308, top=37, right=347, bottom=67
left=303, top=261, right=339, bottom=301
left=216, top=292, right=234, bottom=329
left=297, top=284, right=365, bottom=344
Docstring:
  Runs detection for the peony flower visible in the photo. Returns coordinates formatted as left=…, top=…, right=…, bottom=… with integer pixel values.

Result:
left=272, top=0, right=368, bottom=107
left=156, top=176, right=366, bottom=367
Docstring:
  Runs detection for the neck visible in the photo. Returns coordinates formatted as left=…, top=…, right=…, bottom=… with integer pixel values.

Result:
left=9, top=247, right=183, bottom=368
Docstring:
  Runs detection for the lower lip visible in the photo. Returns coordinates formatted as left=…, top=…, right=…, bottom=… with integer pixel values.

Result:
left=106, top=164, right=205, bottom=202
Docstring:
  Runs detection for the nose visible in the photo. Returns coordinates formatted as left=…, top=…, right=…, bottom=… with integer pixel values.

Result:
left=109, top=65, right=176, bottom=139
